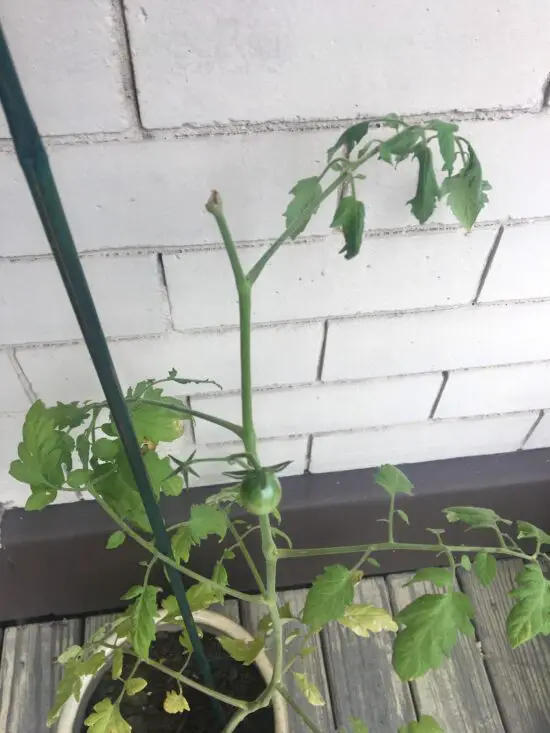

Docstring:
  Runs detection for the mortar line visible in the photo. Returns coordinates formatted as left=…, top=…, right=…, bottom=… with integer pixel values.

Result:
left=520, top=410, right=545, bottom=449
left=7, top=350, right=37, bottom=403
left=472, top=225, right=504, bottom=304
left=111, top=0, right=146, bottom=134
left=428, top=371, right=449, bottom=419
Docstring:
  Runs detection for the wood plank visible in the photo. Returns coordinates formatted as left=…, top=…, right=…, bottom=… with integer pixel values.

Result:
left=241, top=589, right=335, bottom=733
left=461, top=559, right=550, bottom=732
left=323, top=577, right=415, bottom=732
left=388, top=572, right=505, bottom=733
left=0, top=619, right=81, bottom=733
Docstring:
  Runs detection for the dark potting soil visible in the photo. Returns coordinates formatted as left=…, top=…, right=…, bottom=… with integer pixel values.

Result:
left=82, top=631, right=274, bottom=733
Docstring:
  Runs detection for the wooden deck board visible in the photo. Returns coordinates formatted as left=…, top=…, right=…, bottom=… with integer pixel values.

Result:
left=0, top=619, right=81, bottom=733
left=388, top=572, right=505, bottom=733
left=241, top=588, right=335, bottom=733
left=322, top=577, right=415, bottom=732
left=461, top=559, right=550, bottom=733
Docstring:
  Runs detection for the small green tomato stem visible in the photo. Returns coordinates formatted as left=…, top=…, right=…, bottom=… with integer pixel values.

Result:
left=276, top=684, right=324, bottom=733
left=388, top=495, right=396, bottom=543
left=228, top=519, right=266, bottom=594
left=278, top=541, right=533, bottom=562
left=87, top=486, right=262, bottom=605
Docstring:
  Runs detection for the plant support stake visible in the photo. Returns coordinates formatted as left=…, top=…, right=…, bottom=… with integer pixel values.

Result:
left=0, top=23, right=224, bottom=726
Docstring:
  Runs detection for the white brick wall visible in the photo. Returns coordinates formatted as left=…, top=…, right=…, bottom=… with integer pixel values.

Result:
left=2, top=2, right=550, bottom=507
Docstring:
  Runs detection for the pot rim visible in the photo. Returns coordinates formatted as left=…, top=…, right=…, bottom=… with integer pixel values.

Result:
left=57, top=608, right=288, bottom=733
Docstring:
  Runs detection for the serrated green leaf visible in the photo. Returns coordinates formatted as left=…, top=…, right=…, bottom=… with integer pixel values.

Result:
left=379, top=127, right=422, bottom=164
left=399, top=715, right=444, bottom=733
left=143, top=451, right=183, bottom=499
left=189, top=504, right=227, bottom=541
left=408, top=144, right=440, bottom=224
left=67, top=468, right=92, bottom=489
left=393, top=591, right=475, bottom=680
left=284, top=177, right=323, bottom=238
left=186, top=582, right=219, bottom=613
left=92, top=438, right=119, bottom=462
left=84, top=698, right=131, bottom=733
left=49, top=401, right=91, bottom=430
left=331, top=196, right=365, bottom=260
left=95, top=455, right=151, bottom=533
left=440, top=142, right=490, bottom=229
left=293, top=671, right=326, bottom=706
left=428, top=119, right=458, bottom=174
left=25, top=488, right=57, bottom=511
left=125, top=677, right=147, bottom=695
left=444, top=506, right=510, bottom=530
left=218, top=634, right=264, bottom=665
left=397, top=509, right=409, bottom=525
left=517, top=521, right=550, bottom=547
left=129, top=387, right=186, bottom=444
left=129, top=586, right=158, bottom=658
left=57, top=645, right=82, bottom=664
left=111, top=648, right=123, bottom=680
left=375, top=465, right=414, bottom=497
left=76, top=433, right=90, bottom=469
left=106, top=531, right=126, bottom=550
left=506, top=563, right=550, bottom=648
left=163, top=690, right=190, bottom=714
left=340, top=604, right=398, bottom=637
left=172, top=525, right=196, bottom=563
left=327, top=122, right=370, bottom=160
left=405, top=567, right=454, bottom=590
left=121, top=585, right=143, bottom=601
left=303, top=565, right=354, bottom=631
left=473, top=552, right=496, bottom=587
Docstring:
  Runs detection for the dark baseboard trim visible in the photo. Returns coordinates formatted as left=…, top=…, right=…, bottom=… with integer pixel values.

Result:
left=2, top=448, right=550, bottom=623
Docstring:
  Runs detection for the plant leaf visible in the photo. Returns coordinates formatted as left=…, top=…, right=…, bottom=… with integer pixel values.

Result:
left=172, top=525, right=196, bottom=563
left=331, top=196, right=365, bottom=260
left=111, top=649, right=123, bottom=680
left=375, top=465, right=414, bottom=496
left=58, top=645, right=82, bottom=664
left=129, top=386, right=186, bottom=444
left=393, top=591, right=475, bottom=679
left=284, top=177, right=323, bottom=238
left=348, top=718, right=370, bottom=733
left=84, top=698, right=131, bottom=733
left=473, top=552, right=497, bottom=587
left=163, top=690, right=190, bottom=714
left=506, top=563, right=550, bottom=648
left=106, top=531, right=126, bottom=550
left=125, top=677, right=147, bottom=695
left=328, top=122, right=370, bottom=159
left=460, top=555, right=472, bottom=571
left=397, top=509, right=410, bottom=525
left=427, top=120, right=458, bottom=174
left=444, top=506, right=510, bottom=530
left=302, top=565, right=354, bottom=631
left=129, top=586, right=158, bottom=658
left=405, top=567, right=454, bottom=590
left=143, top=451, right=183, bottom=499
left=25, top=488, right=57, bottom=511
left=92, top=438, right=120, bottom=462
left=339, top=604, right=398, bottom=637
left=399, top=715, right=444, bottom=733
left=379, top=127, right=422, bottom=164
left=408, top=144, right=440, bottom=224
left=440, top=142, right=490, bottom=229
left=218, top=634, right=264, bottom=665
left=293, top=671, right=326, bottom=706
left=188, top=504, right=227, bottom=541
left=517, top=521, right=550, bottom=547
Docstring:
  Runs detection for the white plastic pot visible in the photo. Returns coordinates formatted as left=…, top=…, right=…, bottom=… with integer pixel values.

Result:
left=57, top=609, right=288, bottom=733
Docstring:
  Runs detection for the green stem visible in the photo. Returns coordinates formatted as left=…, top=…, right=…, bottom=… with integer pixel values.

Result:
left=388, top=495, right=396, bottom=543
left=276, top=684, right=324, bottom=733
left=140, top=399, right=244, bottom=439
left=228, top=519, right=266, bottom=594
left=278, top=541, right=532, bottom=562
left=87, top=486, right=262, bottom=605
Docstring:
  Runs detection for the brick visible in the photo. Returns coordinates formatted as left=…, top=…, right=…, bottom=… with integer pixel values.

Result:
left=0, top=0, right=128, bottom=136
left=165, top=228, right=493, bottom=330
left=310, top=413, right=537, bottom=474
left=126, top=0, right=550, bottom=127
left=191, top=374, right=441, bottom=443
left=479, top=221, right=550, bottom=303
left=323, top=301, right=550, bottom=382
left=0, top=413, right=79, bottom=507
left=0, top=255, right=169, bottom=345
left=17, top=322, right=322, bottom=403
left=523, top=412, right=550, bottom=450
left=0, top=353, right=30, bottom=412
left=436, top=362, right=550, bottom=419
left=0, top=153, right=50, bottom=256
left=48, top=130, right=335, bottom=252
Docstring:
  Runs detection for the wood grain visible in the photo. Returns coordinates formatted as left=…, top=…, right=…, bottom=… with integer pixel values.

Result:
left=461, top=559, right=550, bottom=733
left=0, top=619, right=80, bottom=733
left=241, top=588, right=335, bottom=733
left=323, top=576, right=415, bottom=732
left=388, top=572, right=505, bottom=732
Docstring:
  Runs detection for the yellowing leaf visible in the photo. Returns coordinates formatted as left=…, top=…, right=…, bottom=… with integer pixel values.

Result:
left=125, top=677, right=147, bottom=695
left=294, top=671, right=326, bottom=706
left=163, top=690, right=191, bottom=714
left=84, top=698, right=131, bottom=733
left=399, top=715, right=444, bottom=732
left=57, top=645, right=82, bottom=664
left=348, top=718, right=370, bottom=733
left=111, top=649, right=123, bottom=680
left=218, top=635, right=264, bottom=665
left=340, top=604, right=398, bottom=638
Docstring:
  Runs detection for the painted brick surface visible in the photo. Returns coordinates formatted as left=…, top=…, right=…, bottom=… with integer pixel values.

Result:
left=310, top=413, right=538, bottom=474
left=323, top=301, right=550, bottom=381
left=16, top=322, right=323, bottom=403
left=46, top=131, right=334, bottom=253
left=126, top=0, right=550, bottom=127
left=0, top=354, right=30, bottom=412
left=523, top=412, right=550, bottom=450
left=0, top=255, right=168, bottom=345
left=191, top=374, right=442, bottom=443
left=479, top=221, right=550, bottom=303
left=0, top=0, right=129, bottom=137
left=164, top=229, right=493, bottom=330
left=436, top=362, right=550, bottom=419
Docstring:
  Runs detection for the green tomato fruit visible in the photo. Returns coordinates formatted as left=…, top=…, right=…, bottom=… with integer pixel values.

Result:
left=239, top=470, right=282, bottom=516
